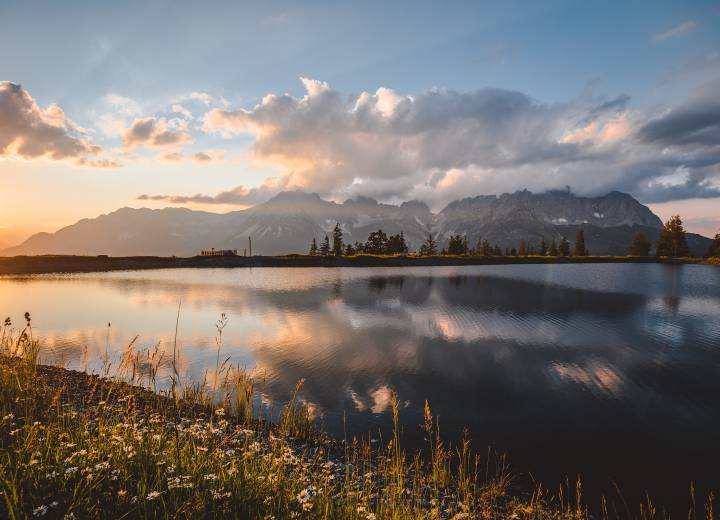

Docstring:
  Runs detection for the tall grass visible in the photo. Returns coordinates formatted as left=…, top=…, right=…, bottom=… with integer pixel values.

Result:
left=0, top=314, right=717, bottom=519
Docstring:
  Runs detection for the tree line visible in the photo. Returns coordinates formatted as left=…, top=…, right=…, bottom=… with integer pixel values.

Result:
left=309, top=216, right=719, bottom=258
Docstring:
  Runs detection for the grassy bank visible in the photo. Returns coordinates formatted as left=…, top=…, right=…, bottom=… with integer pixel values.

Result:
left=0, top=319, right=717, bottom=519
left=0, top=253, right=713, bottom=276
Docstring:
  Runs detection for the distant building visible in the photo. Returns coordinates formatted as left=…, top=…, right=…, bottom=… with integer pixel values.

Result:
left=200, top=248, right=238, bottom=257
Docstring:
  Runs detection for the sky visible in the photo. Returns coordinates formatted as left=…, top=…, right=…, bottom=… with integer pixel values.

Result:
left=1, top=0, right=719, bottom=245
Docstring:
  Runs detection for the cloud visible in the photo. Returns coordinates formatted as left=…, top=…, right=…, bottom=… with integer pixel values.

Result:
left=192, top=151, right=212, bottom=162
left=171, top=104, right=193, bottom=119
left=636, top=99, right=720, bottom=146
left=137, top=183, right=278, bottom=206
left=653, top=20, right=697, bottom=42
left=123, top=116, right=192, bottom=148
left=195, top=77, right=720, bottom=208
left=0, top=81, right=111, bottom=165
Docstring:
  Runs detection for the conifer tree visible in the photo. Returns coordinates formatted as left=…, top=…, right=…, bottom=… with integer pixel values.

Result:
left=629, top=232, right=651, bottom=257
left=493, top=244, right=502, bottom=256
left=574, top=229, right=586, bottom=256
left=345, top=243, right=355, bottom=256
left=320, top=235, right=330, bottom=256
left=708, top=232, right=720, bottom=258
left=539, top=236, right=548, bottom=256
left=332, top=222, right=344, bottom=256
left=656, top=215, right=689, bottom=258
left=559, top=237, right=570, bottom=256
left=365, top=229, right=389, bottom=254
left=510, top=247, right=517, bottom=256
left=386, top=231, right=409, bottom=254
left=480, top=239, right=492, bottom=256
left=309, top=237, right=318, bottom=256
left=549, top=239, right=558, bottom=256
left=447, top=234, right=467, bottom=255
left=419, top=234, right=438, bottom=256
left=518, top=239, right=527, bottom=256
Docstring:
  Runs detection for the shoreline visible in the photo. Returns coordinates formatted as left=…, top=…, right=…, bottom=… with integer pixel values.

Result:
left=0, top=253, right=715, bottom=275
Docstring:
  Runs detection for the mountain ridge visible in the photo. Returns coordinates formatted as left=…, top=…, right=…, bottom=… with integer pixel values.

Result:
left=2, top=190, right=711, bottom=257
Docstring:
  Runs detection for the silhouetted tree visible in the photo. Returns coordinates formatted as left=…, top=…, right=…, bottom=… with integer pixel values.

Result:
left=559, top=236, right=570, bottom=257
left=510, top=247, right=517, bottom=256
left=309, top=238, right=318, bottom=256
left=353, top=241, right=365, bottom=254
left=656, top=215, right=689, bottom=257
left=549, top=239, right=558, bottom=256
left=386, top=231, right=409, bottom=254
left=493, top=244, right=502, bottom=256
left=574, top=229, right=587, bottom=256
left=365, top=229, right=389, bottom=254
left=479, top=239, right=492, bottom=256
left=539, top=236, right=548, bottom=256
left=629, top=232, right=651, bottom=257
left=345, top=243, right=356, bottom=256
left=518, top=239, right=527, bottom=256
left=447, top=234, right=467, bottom=255
left=418, top=234, right=438, bottom=256
left=332, top=222, right=344, bottom=256
left=707, top=232, right=720, bottom=257
left=320, top=235, right=330, bottom=256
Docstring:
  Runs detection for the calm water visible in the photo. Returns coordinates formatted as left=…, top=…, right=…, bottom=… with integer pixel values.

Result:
left=2, top=264, right=720, bottom=509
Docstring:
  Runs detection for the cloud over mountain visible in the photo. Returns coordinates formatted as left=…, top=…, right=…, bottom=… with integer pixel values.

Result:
left=196, top=78, right=720, bottom=208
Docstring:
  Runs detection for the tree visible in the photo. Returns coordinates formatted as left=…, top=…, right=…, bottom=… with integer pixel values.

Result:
left=549, top=239, right=558, bottom=256
left=353, top=241, right=365, bottom=254
left=479, top=239, right=492, bottom=256
left=629, top=232, right=651, bottom=257
left=332, top=222, right=344, bottom=256
left=320, top=235, right=330, bottom=256
left=510, top=247, right=517, bottom=256
left=559, top=236, right=570, bottom=257
left=493, top=244, right=502, bottom=256
left=539, top=236, right=548, bottom=256
left=518, top=239, right=527, bottom=256
left=365, top=229, right=389, bottom=254
left=707, top=232, right=720, bottom=257
left=573, top=229, right=586, bottom=257
left=309, top=238, right=318, bottom=256
left=345, top=243, right=356, bottom=256
left=386, top=231, right=409, bottom=254
left=418, top=234, right=438, bottom=256
left=447, top=234, right=467, bottom=255
left=656, top=215, right=689, bottom=258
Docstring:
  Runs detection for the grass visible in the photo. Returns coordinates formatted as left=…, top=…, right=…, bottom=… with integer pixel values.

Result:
left=0, top=315, right=717, bottom=519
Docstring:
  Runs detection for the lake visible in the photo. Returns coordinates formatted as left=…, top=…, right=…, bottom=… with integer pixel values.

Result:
left=2, top=263, right=719, bottom=510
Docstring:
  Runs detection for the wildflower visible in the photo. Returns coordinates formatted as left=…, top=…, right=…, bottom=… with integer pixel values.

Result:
left=33, top=505, right=48, bottom=516
left=146, top=491, right=161, bottom=501
left=215, top=408, right=225, bottom=417
left=2, top=413, right=14, bottom=421
left=366, top=514, right=377, bottom=520
left=9, top=429, right=21, bottom=436
left=64, top=513, right=76, bottom=520
left=204, top=474, right=217, bottom=481
left=117, top=490, right=127, bottom=497
left=64, top=467, right=79, bottom=476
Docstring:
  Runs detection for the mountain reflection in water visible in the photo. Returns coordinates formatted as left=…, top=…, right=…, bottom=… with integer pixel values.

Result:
left=1, top=264, right=719, bottom=511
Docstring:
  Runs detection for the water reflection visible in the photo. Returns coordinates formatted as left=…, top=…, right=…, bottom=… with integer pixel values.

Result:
left=1, top=264, right=720, bottom=510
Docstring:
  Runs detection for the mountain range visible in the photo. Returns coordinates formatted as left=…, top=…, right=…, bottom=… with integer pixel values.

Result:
left=2, top=190, right=712, bottom=257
